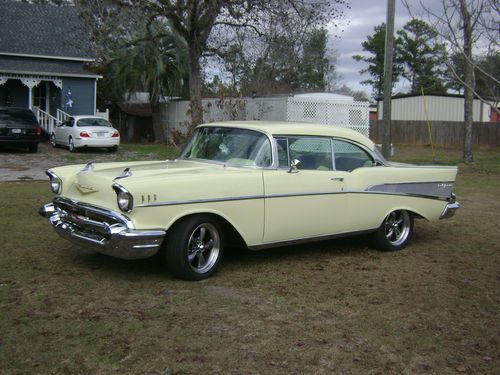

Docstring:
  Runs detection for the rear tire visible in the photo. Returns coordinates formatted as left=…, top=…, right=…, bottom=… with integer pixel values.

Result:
left=165, top=215, right=224, bottom=280
left=28, top=143, right=38, bottom=153
left=372, top=210, right=413, bottom=251
left=108, top=145, right=118, bottom=153
left=68, top=137, right=76, bottom=152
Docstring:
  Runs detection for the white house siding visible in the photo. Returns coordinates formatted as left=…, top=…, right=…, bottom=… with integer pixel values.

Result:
left=377, top=96, right=490, bottom=122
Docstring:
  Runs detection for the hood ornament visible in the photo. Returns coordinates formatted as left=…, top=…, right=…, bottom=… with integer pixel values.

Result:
left=79, top=162, right=94, bottom=173
left=114, top=167, right=132, bottom=180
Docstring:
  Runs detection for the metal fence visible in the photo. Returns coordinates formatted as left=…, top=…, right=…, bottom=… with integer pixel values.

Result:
left=286, top=97, right=370, bottom=137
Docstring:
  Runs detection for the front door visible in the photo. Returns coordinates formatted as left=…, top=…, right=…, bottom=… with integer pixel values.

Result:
left=263, top=136, right=352, bottom=243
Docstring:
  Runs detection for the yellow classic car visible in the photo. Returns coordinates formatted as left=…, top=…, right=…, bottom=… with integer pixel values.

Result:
left=39, top=121, right=459, bottom=280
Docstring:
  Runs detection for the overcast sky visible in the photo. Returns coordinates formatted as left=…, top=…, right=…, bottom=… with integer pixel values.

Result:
left=331, top=0, right=441, bottom=96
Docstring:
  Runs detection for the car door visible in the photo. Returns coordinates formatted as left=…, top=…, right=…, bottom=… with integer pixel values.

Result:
left=54, top=120, right=67, bottom=145
left=262, top=136, right=352, bottom=243
left=55, top=118, right=74, bottom=145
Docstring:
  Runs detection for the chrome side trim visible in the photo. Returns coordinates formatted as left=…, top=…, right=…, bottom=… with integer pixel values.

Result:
left=249, top=228, right=378, bottom=250
left=366, top=181, right=455, bottom=199
left=136, top=194, right=265, bottom=207
left=136, top=189, right=450, bottom=208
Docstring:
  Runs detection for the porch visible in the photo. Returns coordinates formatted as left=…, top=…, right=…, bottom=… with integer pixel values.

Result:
left=0, top=73, right=107, bottom=134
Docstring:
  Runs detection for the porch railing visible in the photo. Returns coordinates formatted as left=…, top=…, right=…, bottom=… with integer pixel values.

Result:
left=96, top=108, right=109, bottom=120
left=56, top=108, right=70, bottom=124
left=33, top=106, right=59, bottom=134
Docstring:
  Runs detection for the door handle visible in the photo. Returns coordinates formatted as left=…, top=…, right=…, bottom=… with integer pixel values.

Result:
left=331, top=177, right=344, bottom=182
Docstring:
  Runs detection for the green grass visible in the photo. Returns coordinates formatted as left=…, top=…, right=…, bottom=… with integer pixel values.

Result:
left=0, top=145, right=499, bottom=374
left=120, top=143, right=181, bottom=160
left=392, top=144, right=500, bottom=174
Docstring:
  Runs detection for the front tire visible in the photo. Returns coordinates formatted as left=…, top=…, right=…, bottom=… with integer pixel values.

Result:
left=165, top=215, right=224, bottom=280
left=372, top=210, right=413, bottom=251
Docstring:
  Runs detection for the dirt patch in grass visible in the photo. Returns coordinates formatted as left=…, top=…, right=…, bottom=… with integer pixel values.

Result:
left=0, top=141, right=179, bottom=182
left=0, top=146, right=499, bottom=374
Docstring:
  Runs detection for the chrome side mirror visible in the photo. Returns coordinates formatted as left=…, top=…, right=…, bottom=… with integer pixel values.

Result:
left=288, top=159, right=302, bottom=173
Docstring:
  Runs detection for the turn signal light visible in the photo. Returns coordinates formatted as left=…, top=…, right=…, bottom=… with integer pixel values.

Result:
left=80, top=131, right=90, bottom=138
left=112, top=131, right=120, bottom=138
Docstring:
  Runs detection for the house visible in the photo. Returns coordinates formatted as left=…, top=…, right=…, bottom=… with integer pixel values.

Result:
left=377, top=93, right=497, bottom=122
left=0, top=0, right=100, bottom=132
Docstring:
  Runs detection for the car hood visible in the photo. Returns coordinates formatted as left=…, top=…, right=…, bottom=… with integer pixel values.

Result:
left=51, top=158, right=263, bottom=212
left=72, top=159, right=224, bottom=190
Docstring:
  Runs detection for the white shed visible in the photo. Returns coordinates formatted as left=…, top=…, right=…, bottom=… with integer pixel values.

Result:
left=286, top=93, right=370, bottom=137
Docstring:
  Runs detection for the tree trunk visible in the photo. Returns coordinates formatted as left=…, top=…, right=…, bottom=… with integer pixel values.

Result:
left=151, top=103, right=164, bottom=143
left=188, top=46, right=203, bottom=133
left=460, top=0, right=474, bottom=163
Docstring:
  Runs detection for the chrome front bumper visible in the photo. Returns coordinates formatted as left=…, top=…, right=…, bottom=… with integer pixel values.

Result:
left=39, top=197, right=165, bottom=259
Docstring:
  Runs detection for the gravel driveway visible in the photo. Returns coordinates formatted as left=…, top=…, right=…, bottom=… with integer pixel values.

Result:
left=0, top=141, right=136, bottom=182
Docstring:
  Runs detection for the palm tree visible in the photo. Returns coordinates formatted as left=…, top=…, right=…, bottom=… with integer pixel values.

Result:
left=105, top=26, right=186, bottom=143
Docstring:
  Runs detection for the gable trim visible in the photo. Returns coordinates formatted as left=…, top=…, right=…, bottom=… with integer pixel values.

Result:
left=0, top=52, right=94, bottom=63
left=0, top=69, right=101, bottom=79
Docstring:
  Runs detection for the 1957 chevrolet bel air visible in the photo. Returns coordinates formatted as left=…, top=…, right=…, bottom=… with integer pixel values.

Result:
left=39, top=121, right=459, bottom=280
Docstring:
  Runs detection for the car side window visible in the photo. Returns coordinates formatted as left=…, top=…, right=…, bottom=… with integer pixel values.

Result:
left=332, top=139, right=374, bottom=171
left=276, top=137, right=333, bottom=170
left=276, top=138, right=289, bottom=168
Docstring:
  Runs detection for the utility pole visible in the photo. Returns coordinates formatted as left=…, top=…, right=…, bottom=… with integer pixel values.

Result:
left=382, top=0, right=396, bottom=159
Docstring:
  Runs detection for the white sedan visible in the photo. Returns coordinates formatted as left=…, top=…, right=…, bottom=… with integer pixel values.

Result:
left=50, top=116, right=120, bottom=152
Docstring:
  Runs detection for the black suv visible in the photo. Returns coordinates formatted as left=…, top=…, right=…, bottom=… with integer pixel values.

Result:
left=0, top=107, right=41, bottom=153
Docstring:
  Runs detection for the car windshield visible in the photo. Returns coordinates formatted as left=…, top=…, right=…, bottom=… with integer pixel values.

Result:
left=179, top=127, right=272, bottom=167
left=77, top=118, right=112, bottom=127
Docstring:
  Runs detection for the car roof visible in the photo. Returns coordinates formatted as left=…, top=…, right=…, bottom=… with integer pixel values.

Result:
left=198, top=121, right=375, bottom=150
left=71, top=116, right=109, bottom=121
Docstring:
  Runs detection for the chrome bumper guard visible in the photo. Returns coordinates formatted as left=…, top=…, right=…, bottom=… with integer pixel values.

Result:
left=39, top=197, right=165, bottom=259
left=440, top=201, right=460, bottom=219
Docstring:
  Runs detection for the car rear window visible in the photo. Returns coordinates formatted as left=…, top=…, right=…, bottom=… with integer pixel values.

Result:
left=0, top=108, right=36, bottom=122
left=77, top=118, right=112, bottom=127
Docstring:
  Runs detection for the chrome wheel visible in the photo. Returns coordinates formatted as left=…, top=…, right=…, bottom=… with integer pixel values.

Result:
left=384, top=210, right=411, bottom=246
left=187, top=223, right=220, bottom=274
left=50, top=133, right=56, bottom=147
left=165, top=215, right=224, bottom=280
left=372, top=209, right=413, bottom=251
left=68, top=137, right=75, bottom=152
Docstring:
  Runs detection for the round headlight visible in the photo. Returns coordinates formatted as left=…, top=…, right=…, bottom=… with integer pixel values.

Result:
left=117, top=191, right=132, bottom=211
left=50, top=179, right=61, bottom=194
left=113, top=184, right=133, bottom=212
left=46, top=171, right=62, bottom=194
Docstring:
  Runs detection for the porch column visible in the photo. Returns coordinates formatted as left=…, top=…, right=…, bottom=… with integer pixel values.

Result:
left=21, top=78, right=41, bottom=109
left=45, top=82, right=50, bottom=114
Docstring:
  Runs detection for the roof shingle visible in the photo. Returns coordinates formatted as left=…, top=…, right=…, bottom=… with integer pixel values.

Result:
left=0, top=0, right=94, bottom=60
